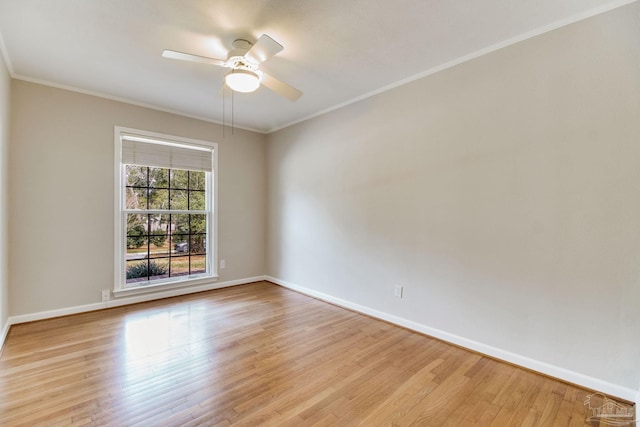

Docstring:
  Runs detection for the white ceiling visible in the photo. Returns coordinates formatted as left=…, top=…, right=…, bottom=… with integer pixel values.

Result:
left=0, top=0, right=635, bottom=133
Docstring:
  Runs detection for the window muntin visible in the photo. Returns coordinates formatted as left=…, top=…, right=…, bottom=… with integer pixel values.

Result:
left=115, top=127, right=217, bottom=292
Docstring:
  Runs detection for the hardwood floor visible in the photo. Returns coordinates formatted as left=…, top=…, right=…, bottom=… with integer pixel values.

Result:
left=0, top=281, right=634, bottom=426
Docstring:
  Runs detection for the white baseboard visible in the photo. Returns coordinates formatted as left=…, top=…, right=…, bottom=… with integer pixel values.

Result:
left=266, top=275, right=639, bottom=403
left=0, top=319, right=9, bottom=356
left=7, top=276, right=266, bottom=326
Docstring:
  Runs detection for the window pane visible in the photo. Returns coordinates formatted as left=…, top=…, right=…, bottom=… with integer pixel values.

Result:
left=149, top=167, right=168, bottom=188
left=148, top=259, right=169, bottom=281
left=126, top=187, right=147, bottom=210
left=170, top=189, right=188, bottom=210
left=127, top=214, right=148, bottom=231
left=148, top=214, right=170, bottom=235
left=148, top=188, right=169, bottom=210
left=170, top=169, right=189, bottom=189
left=126, top=165, right=147, bottom=187
left=126, top=236, right=148, bottom=257
left=126, top=260, right=149, bottom=284
left=189, top=171, right=205, bottom=191
left=190, top=235, right=206, bottom=254
left=190, top=255, right=207, bottom=275
left=172, top=214, right=189, bottom=234
left=190, top=191, right=205, bottom=210
left=170, top=256, right=190, bottom=276
left=172, top=240, right=188, bottom=254
left=190, top=214, right=206, bottom=234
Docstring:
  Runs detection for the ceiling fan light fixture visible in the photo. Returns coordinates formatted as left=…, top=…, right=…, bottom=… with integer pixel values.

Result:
left=225, top=69, right=260, bottom=93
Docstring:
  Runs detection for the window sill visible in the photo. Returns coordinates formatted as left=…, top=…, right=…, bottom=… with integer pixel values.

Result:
left=113, top=275, right=219, bottom=298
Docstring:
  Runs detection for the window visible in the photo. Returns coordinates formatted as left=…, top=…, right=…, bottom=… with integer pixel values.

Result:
left=114, top=127, right=217, bottom=294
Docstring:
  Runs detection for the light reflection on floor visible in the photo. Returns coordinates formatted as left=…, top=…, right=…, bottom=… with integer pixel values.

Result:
left=120, top=301, right=213, bottom=402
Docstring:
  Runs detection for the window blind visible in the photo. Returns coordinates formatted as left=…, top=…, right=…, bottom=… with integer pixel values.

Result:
left=121, top=134, right=213, bottom=172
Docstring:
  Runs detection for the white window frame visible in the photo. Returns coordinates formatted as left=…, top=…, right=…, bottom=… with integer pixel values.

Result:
left=113, top=126, right=218, bottom=296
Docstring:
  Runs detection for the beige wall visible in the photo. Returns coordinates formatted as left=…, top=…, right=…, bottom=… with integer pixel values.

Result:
left=0, top=49, right=10, bottom=336
left=266, top=5, right=640, bottom=391
left=9, top=81, right=266, bottom=315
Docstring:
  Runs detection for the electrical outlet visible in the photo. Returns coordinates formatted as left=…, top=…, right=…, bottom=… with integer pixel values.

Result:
left=394, top=285, right=403, bottom=298
left=220, top=259, right=225, bottom=269
left=101, top=289, right=111, bottom=302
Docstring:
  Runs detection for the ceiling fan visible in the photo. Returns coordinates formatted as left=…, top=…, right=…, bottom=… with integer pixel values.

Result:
left=162, top=34, right=302, bottom=101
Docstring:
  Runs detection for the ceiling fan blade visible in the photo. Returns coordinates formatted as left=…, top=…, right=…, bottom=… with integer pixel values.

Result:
left=162, top=50, right=226, bottom=67
left=261, top=72, right=302, bottom=101
left=245, top=35, right=283, bottom=64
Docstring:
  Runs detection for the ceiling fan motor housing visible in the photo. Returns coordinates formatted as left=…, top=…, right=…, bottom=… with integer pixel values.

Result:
left=227, top=39, right=253, bottom=59
left=225, top=39, right=260, bottom=71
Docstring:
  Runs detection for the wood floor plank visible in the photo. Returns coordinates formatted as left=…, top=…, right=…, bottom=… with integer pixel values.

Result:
left=0, top=281, right=634, bottom=426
